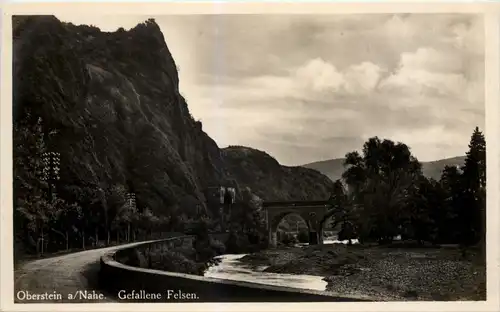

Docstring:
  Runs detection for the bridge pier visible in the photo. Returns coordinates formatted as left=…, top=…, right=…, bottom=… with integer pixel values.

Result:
left=269, top=230, right=278, bottom=248
left=308, top=231, right=319, bottom=245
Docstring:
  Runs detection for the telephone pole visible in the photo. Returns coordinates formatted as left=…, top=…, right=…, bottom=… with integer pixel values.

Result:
left=40, top=151, right=60, bottom=255
left=41, top=151, right=60, bottom=201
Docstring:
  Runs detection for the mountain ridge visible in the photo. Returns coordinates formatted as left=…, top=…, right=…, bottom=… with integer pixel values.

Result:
left=302, top=156, right=466, bottom=182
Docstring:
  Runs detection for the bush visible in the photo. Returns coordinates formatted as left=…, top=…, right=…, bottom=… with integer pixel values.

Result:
left=224, top=230, right=267, bottom=253
left=117, top=249, right=147, bottom=268
left=149, top=240, right=225, bottom=276
left=150, top=250, right=205, bottom=275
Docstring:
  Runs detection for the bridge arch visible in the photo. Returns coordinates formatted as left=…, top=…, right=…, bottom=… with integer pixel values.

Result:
left=270, top=211, right=311, bottom=245
left=263, top=201, right=331, bottom=248
left=270, top=211, right=312, bottom=232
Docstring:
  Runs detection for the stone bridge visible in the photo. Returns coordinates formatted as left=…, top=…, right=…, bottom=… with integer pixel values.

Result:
left=262, top=200, right=332, bottom=247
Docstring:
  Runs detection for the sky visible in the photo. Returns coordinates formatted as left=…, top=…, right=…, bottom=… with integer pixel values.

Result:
left=56, top=13, right=485, bottom=166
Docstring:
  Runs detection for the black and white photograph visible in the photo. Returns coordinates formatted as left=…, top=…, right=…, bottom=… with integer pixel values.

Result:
left=2, top=3, right=498, bottom=310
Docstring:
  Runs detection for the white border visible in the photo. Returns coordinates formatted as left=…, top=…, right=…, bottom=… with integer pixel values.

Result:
left=1, top=2, right=499, bottom=312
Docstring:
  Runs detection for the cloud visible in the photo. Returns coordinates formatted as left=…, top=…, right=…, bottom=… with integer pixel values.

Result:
left=293, top=58, right=384, bottom=94
left=294, top=58, right=345, bottom=92
left=344, top=62, right=384, bottom=93
left=162, top=14, right=484, bottom=165
left=448, top=16, right=484, bottom=57
left=378, top=47, right=482, bottom=104
left=54, top=13, right=485, bottom=166
left=373, top=125, right=474, bottom=162
left=230, top=58, right=384, bottom=100
left=398, top=47, right=464, bottom=73
left=379, top=68, right=468, bottom=98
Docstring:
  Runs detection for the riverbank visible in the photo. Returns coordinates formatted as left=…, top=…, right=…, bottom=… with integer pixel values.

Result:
left=239, top=243, right=486, bottom=301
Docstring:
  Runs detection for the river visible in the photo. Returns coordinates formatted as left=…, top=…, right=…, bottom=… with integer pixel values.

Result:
left=203, top=239, right=359, bottom=291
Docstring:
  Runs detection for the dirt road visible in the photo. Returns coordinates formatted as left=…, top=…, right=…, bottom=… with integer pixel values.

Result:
left=14, top=241, right=153, bottom=303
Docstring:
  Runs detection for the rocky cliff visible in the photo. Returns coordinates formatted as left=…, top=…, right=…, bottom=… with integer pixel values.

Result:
left=13, top=16, right=333, bottom=220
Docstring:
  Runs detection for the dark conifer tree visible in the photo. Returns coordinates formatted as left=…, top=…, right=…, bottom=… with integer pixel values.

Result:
left=458, top=127, right=486, bottom=256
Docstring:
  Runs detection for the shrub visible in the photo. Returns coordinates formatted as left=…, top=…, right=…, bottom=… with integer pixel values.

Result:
left=117, top=249, right=147, bottom=268
left=150, top=250, right=205, bottom=275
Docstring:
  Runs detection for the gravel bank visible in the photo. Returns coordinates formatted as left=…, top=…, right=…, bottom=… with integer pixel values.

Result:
left=239, top=244, right=485, bottom=301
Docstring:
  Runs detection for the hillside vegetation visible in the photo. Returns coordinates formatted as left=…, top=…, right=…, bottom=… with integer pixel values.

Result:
left=223, top=146, right=333, bottom=201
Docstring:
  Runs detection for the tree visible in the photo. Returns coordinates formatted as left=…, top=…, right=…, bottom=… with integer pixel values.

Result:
left=117, top=199, right=138, bottom=243
left=426, top=127, right=486, bottom=255
left=226, top=187, right=267, bottom=251
left=341, top=137, right=423, bottom=244
left=329, top=180, right=348, bottom=211
left=13, top=115, right=53, bottom=255
left=462, top=127, right=486, bottom=191
left=137, top=208, right=158, bottom=239
left=189, top=215, right=225, bottom=269
left=235, top=188, right=266, bottom=238
left=437, top=165, right=463, bottom=243
left=328, top=180, right=355, bottom=243
left=106, top=184, right=127, bottom=244
left=342, top=151, right=366, bottom=195
left=81, top=186, right=106, bottom=247
left=458, top=127, right=486, bottom=256
left=46, top=198, right=82, bottom=251
left=111, top=215, right=123, bottom=243
left=402, top=176, right=438, bottom=244
left=16, top=197, right=53, bottom=254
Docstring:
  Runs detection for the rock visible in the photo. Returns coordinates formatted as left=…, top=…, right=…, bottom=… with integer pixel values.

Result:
left=13, top=16, right=334, bottom=226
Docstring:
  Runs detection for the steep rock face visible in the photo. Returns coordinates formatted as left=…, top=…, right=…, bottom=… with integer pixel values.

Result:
left=13, top=16, right=226, bottom=215
left=222, top=146, right=333, bottom=200
left=13, top=16, right=333, bottom=219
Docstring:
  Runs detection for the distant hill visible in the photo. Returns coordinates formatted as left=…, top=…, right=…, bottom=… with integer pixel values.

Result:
left=222, top=146, right=334, bottom=201
left=302, top=156, right=466, bottom=182
left=421, top=156, right=466, bottom=180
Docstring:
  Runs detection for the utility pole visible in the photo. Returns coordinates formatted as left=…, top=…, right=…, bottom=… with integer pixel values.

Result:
left=41, top=151, right=60, bottom=255
left=42, top=151, right=60, bottom=201
left=125, top=192, right=136, bottom=241
left=126, top=192, right=136, bottom=209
